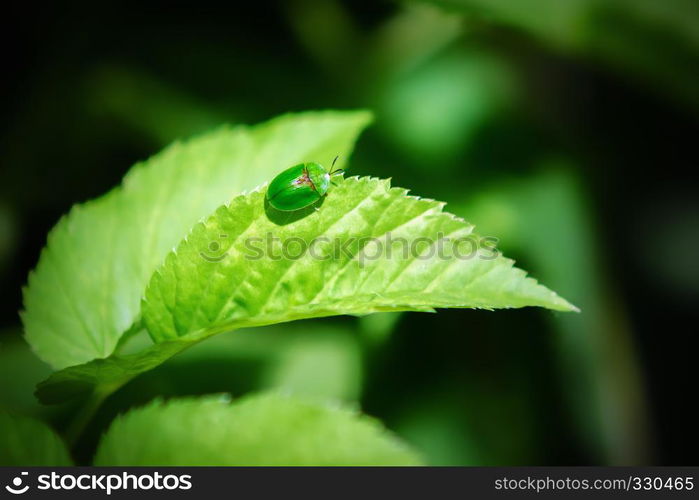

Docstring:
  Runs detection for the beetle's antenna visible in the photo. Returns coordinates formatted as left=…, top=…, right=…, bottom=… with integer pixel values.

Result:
left=329, top=155, right=344, bottom=176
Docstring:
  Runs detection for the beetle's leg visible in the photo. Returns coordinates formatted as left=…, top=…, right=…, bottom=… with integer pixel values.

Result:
left=330, top=169, right=344, bottom=187
left=329, top=155, right=344, bottom=176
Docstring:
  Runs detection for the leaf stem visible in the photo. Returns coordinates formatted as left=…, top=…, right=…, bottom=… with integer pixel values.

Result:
left=65, top=387, right=113, bottom=449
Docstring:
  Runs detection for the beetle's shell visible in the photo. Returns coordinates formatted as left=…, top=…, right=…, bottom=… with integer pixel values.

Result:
left=266, top=162, right=330, bottom=211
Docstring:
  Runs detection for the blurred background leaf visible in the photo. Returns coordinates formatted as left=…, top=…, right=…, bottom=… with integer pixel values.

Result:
left=93, top=393, right=421, bottom=465
left=0, top=330, right=53, bottom=416
left=421, top=0, right=699, bottom=109
left=0, top=412, right=73, bottom=465
left=456, top=165, right=648, bottom=463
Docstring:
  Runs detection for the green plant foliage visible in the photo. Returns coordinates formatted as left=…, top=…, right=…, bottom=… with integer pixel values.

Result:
left=35, top=339, right=192, bottom=404
left=93, top=393, right=421, bottom=465
left=422, top=0, right=699, bottom=108
left=458, top=166, right=648, bottom=463
left=259, top=328, right=363, bottom=402
left=378, top=50, right=515, bottom=164
left=22, top=110, right=372, bottom=369
left=144, top=176, right=575, bottom=341
left=39, top=324, right=364, bottom=407
left=85, top=65, right=228, bottom=145
left=0, top=332, right=53, bottom=414
left=36, top=175, right=575, bottom=405
left=0, top=413, right=73, bottom=465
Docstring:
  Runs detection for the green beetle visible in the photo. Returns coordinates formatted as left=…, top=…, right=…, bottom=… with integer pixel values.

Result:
left=266, top=157, right=343, bottom=211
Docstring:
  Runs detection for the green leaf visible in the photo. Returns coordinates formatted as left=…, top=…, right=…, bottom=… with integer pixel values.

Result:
left=93, top=393, right=421, bottom=465
left=35, top=339, right=192, bottom=404
left=144, top=176, right=576, bottom=341
left=36, top=176, right=576, bottom=405
left=0, top=413, right=73, bottom=465
left=22, top=110, right=372, bottom=369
